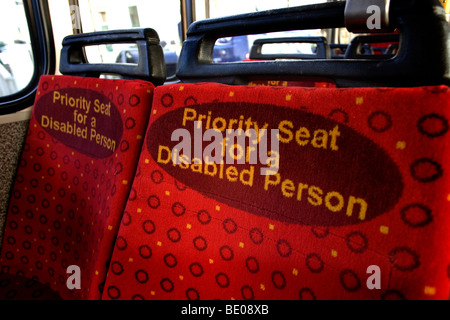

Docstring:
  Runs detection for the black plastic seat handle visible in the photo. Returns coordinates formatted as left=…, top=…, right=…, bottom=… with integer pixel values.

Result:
left=177, top=0, right=449, bottom=87
left=249, top=37, right=331, bottom=60
left=60, top=28, right=166, bottom=85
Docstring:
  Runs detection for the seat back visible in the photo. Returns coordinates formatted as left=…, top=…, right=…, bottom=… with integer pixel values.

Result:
left=344, top=34, right=399, bottom=60
left=176, top=0, right=449, bottom=87
left=103, top=0, right=450, bottom=300
left=0, top=28, right=165, bottom=300
left=249, top=37, right=331, bottom=60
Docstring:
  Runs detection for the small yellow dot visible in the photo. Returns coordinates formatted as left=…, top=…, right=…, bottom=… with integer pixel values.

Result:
left=331, top=250, right=338, bottom=258
left=108, top=225, right=113, bottom=231
left=179, top=86, right=185, bottom=91
left=165, top=191, right=170, bottom=196
left=153, top=109, right=158, bottom=115
left=137, top=135, right=143, bottom=140
left=157, top=241, right=162, bottom=247
left=293, top=269, right=299, bottom=276
left=37, top=91, right=41, bottom=95
left=137, top=208, right=142, bottom=213
left=229, top=91, right=235, bottom=97
left=260, top=284, right=266, bottom=291
left=231, top=297, right=235, bottom=301
left=239, top=242, right=245, bottom=248
left=51, top=76, right=55, bottom=81
left=95, top=270, right=99, bottom=276
left=179, top=275, right=184, bottom=281
left=74, top=81, right=77, bottom=85
left=96, top=84, right=99, bottom=88
left=187, top=224, right=192, bottom=230
left=380, top=226, right=389, bottom=235
left=116, top=86, right=119, bottom=91
left=356, top=97, right=364, bottom=105
left=286, top=94, right=292, bottom=101
left=269, top=224, right=275, bottom=231
left=123, top=109, right=127, bottom=114
left=216, top=205, right=221, bottom=212
left=151, top=291, right=155, bottom=296
left=424, top=286, right=436, bottom=296
left=447, top=194, right=450, bottom=202
left=396, top=141, right=406, bottom=150
left=145, top=159, right=150, bottom=164
left=129, top=258, right=134, bottom=263
left=147, top=89, right=152, bottom=94
left=122, top=180, right=128, bottom=185
left=209, top=259, right=214, bottom=264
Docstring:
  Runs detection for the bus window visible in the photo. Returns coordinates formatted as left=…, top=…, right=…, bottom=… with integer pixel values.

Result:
left=75, top=0, right=182, bottom=79
left=193, top=0, right=353, bottom=63
left=0, top=0, right=34, bottom=97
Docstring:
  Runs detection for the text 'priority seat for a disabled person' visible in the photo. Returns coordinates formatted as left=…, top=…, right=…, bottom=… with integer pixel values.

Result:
left=103, top=0, right=450, bottom=300
left=0, top=28, right=165, bottom=300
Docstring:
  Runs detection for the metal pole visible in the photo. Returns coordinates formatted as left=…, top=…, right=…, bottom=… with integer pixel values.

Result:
left=68, top=0, right=83, bottom=34
left=180, top=0, right=196, bottom=42
left=205, top=0, right=210, bottom=19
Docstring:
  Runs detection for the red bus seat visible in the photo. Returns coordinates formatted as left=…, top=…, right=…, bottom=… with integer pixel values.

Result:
left=103, top=82, right=450, bottom=300
left=0, top=28, right=164, bottom=300
left=102, top=0, right=450, bottom=300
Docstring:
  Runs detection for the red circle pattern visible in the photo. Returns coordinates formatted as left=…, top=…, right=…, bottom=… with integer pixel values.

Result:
left=0, top=75, right=154, bottom=300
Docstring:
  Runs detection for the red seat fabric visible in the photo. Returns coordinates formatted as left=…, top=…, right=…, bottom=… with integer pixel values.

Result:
left=0, top=273, right=61, bottom=300
left=103, top=83, right=450, bottom=300
left=0, top=75, right=154, bottom=300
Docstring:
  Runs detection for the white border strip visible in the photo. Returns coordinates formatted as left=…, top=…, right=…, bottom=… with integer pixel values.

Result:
left=0, top=106, right=33, bottom=125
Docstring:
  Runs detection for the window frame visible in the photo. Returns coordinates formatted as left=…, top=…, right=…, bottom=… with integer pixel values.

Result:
left=0, top=0, right=56, bottom=115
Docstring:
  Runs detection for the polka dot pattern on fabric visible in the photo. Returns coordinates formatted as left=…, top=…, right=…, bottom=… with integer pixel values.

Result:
left=102, top=83, right=450, bottom=300
left=0, top=75, right=155, bottom=300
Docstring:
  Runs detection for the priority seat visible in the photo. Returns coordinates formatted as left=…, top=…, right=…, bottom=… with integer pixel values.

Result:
left=0, top=28, right=165, bottom=300
left=103, top=0, right=450, bottom=300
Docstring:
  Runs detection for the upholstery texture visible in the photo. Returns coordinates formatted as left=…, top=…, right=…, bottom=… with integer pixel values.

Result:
left=104, top=83, right=450, bottom=300
left=0, top=75, right=154, bottom=300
